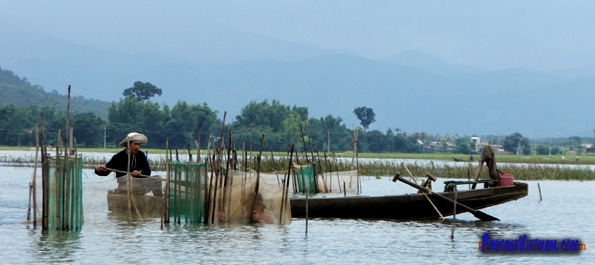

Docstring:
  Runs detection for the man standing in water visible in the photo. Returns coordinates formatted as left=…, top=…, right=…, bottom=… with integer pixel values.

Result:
left=95, top=132, right=161, bottom=196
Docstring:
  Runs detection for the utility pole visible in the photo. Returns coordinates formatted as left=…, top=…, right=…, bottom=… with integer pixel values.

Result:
left=104, top=127, right=106, bottom=149
left=327, top=131, right=330, bottom=153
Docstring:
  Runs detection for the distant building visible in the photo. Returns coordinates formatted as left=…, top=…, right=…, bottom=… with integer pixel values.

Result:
left=470, top=136, right=480, bottom=145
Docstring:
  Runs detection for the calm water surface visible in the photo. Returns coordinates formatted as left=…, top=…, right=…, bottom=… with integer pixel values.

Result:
left=1, top=164, right=594, bottom=264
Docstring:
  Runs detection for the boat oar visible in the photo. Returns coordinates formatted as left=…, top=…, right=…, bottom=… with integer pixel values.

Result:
left=105, top=168, right=162, bottom=180
left=398, top=164, right=443, bottom=220
left=394, top=174, right=499, bottom=221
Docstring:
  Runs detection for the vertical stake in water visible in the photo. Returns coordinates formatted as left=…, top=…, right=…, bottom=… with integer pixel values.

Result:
left=305, top=187, right=308, bottom=235
left=538, top=182, right=542, bottom=202
left=451, top=190, right=457, bottom=239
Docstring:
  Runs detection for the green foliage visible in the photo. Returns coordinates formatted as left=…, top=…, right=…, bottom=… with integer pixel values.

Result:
left=281, top=112, right=302, bottom=146
left=123, top=81, right=163, bottom=102
left=353, top=106, right=376, bottom=131
left=106, top=97, right=218, bottom=149
left=567, top=136, right=583, bottom=152
left=71, top=112, right=106, bottom=147
left=453, top=137, right=472, bottom=154
left=536, top=144, right=562, bottom=155
left=503, top=132, right=531, bottom=155
left=231, top=100, right=327, bottom=151
left=2, top=67, right=592, bottom=154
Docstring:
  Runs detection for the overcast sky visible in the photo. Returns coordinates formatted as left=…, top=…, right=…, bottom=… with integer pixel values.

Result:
left=4, top=0, right=595, bottom=71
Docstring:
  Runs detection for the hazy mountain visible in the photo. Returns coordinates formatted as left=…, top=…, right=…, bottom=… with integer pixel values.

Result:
left=2, top=21, right=594, bottom=138
left=0, top=67, right=110, bottom=118
left=383, top=50, right=488, bottom=76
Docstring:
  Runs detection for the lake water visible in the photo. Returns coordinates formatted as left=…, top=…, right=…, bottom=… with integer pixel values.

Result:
left=1, top=159, right=594, bottom=264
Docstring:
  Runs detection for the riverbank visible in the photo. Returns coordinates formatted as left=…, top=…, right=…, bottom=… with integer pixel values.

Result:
left=1, top=147, right=593, bottom=181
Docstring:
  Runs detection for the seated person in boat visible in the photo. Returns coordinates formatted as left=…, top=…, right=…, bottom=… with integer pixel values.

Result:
left=94, top=132, right=161, bottom=196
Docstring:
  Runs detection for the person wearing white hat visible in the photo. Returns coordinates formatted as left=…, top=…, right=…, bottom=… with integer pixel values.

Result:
left=94, top=132, right=151, bottom=178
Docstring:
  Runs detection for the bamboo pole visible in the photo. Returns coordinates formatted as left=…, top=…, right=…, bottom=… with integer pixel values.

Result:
left=279, top=145, right=294, bottom=224
left=27, top=182, right=32, bottom=221
left=126, top=140, right=132, bottom=221
left=162, top=138, right=169, bottom=227
left=55, top=129, right=61, bottom=229
left=222, top=129, right=233, bottom=218
left=40, top=113, right=48, bottom=230
left=303, top=120, right=318, bottom=193
left=538, top=182, right=543, bottom=201
left=324, top=152, right=331, bottom=193
left=196, top=130, right=201, bottom=163
left=204, top=138, right=212, bottom=224
left=187, top=143, right=193, bottom=163
left=401, top=163, right=444, bottom=220
left=175, top=150, right=181, bottom=224
left=61, top=127, right=70, bottom=229
left=202, top=159, right=209, bottom=224
left=304, top=120, right=315, bottom=166
left=30, top=125, right=40, bottom=228
left=251, top=135, right=265, bottom=223
left=213, top=112, right=226, bottom=223
left=305, top=187, right=309, bottom=235
left=451, top=190, right=457, bottom=239
left=299, top=124, right=309, bottom=162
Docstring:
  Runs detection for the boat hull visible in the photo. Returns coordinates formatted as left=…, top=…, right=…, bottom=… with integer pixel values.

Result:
left=107, top=191, right=164, bottom=218
left=290, top=182, right=528, bottom=220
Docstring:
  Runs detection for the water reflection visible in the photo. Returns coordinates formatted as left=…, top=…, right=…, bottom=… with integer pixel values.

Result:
left=31, top=231, right=81, bottom=263
left=2, top=164, right=595, bottom=263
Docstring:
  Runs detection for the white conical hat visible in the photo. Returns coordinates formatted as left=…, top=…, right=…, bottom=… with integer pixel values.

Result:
left=119, top=132, right=148, bottom=147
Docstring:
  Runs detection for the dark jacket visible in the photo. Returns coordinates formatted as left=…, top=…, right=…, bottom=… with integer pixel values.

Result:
left=95, top=149, right=151, bottom=178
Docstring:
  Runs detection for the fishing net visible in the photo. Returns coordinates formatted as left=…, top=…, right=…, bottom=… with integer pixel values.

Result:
left=106, top=175, right=165, bottom=219
left=166, top=162, right=208, bottom=224
left=291, top=163, right=360, bottom=195
left=41, top=155, right=84, bottom=231
left=208, top=168, right=291, bottom=225
left=317, top=170, right=360, bottom=195
left=292, top=164, right=317, bottom=194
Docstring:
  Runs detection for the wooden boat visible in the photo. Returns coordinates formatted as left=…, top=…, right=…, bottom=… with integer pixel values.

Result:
left=290, top=181, right=528, bottom=220
left=107, top=176, right=165, bottom=218
left=453, top=155, right=474, bottom=162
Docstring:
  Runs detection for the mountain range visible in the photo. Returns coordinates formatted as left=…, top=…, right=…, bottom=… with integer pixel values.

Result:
left=2, top=19, right=594, bottom=139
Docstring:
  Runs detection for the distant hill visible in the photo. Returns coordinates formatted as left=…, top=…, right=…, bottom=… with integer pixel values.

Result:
left=0, top=67, right=110, bottom=119
left=3, top=18, right=595, bottom=138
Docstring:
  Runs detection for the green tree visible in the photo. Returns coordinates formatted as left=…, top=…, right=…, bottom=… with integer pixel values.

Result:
left=107, top=97, right=166, bottom=147
left=165, top=101, right=218, bottom=148
left=503, top=132, right=531, bottom=155
left=281, top=112, right=302, bottom=147
left=536, top=144, right=563, bottom=155
left=567, top=136, right=583, bottom=153
left=363, top=130, right=387, bottom=152
left=306, top=115, right=352, bottom=152
left=234, top=100, right=294, bottom=132
left=232, top=100, right=315, bottom=151
left=71, top=112, right=106, bottom=147
left=123, top=81, right=162, bottom=102
left=454, top=137, right=472, bottom=154
left=0, top=104, right=23, bottom=145
left=353, top=106, right=376, bottom=131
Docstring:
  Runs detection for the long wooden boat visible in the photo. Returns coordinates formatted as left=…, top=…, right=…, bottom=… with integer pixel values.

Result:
left=290, top=181, right=528, bottom=220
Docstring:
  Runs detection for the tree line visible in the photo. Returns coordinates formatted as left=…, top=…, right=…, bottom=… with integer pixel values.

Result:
left=0, top=81, right=589, bottom=155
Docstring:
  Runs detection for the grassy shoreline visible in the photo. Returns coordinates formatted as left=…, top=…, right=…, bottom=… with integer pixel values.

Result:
left=2, top=146, right=593, bottom=181
left=2, top=146, right=594, bottom=164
